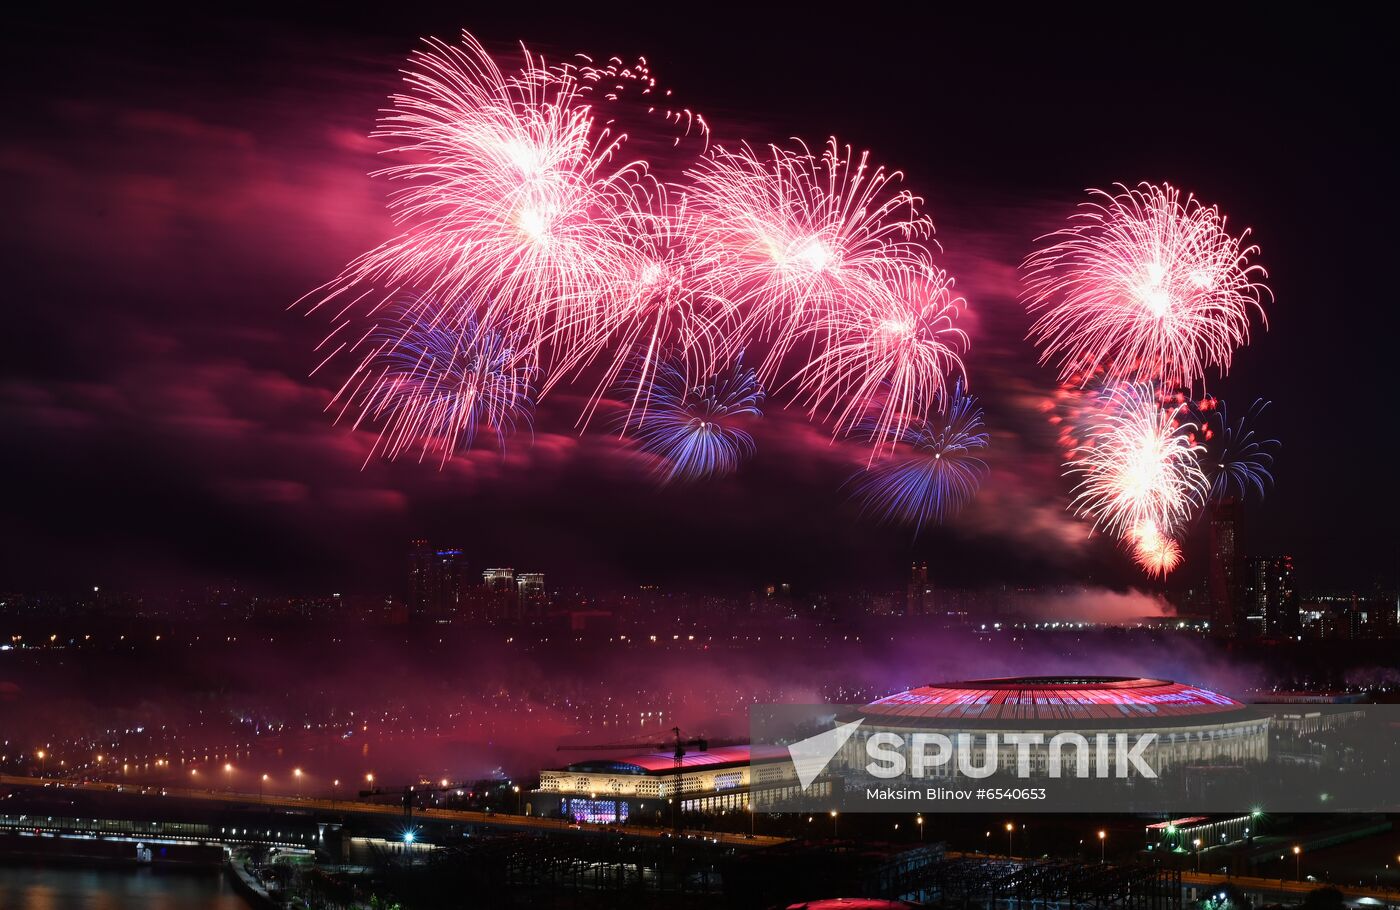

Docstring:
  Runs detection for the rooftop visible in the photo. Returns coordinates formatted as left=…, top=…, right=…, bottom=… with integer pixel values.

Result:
left=858, top=676, right=1248, bottom=725
left=559, top=744, right=788, bottom=776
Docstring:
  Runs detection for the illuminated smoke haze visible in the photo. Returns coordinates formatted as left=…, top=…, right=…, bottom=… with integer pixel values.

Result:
left=0, top=10, right=1393, bottom=594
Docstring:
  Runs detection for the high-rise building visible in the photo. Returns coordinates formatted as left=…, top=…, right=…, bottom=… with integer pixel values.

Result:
left=433, top=548, right=467, bottom=619
left=407, top=539, right=434, bottom=619
left=1207, top=500, right=1244, bottom=635
left=907, top=562, right=932, bottom=616
left=517, top=572, right=547, bottom=620
left=1246, top=555, right=1297, bottom=638
left=483, top=568, right=516, bottom=622
left=483, top=567, right=515, bottom=589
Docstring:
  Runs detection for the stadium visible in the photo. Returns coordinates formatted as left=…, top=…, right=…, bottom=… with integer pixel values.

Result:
left=837, top=676, right=1268, bottom=778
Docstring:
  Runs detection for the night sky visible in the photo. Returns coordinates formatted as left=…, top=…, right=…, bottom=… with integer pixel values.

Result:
left=2, top=6, right=1394, bottom=596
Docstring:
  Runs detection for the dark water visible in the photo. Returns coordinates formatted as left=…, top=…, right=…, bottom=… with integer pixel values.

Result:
left=0, top=864, right=252, bottom=909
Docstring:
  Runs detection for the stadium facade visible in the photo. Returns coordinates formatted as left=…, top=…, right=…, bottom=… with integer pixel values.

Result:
left=838, top=676, right=1268, bottom=778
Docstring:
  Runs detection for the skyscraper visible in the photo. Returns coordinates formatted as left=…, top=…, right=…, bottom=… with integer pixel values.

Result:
left=907, top=562, right=932, bottom=616
left=517, top=572, right=547, bottom=620
left=482, top=568, right=516, bottom=622
left=433, top=548, right=467, bottom=619
left=407, top=539, right=434, bottom=620
left=1247, top=555, right=1298, bottom=638
left=1207, top=499, right=1244, bottom=635
left=482, top=567, right=515, bottom=589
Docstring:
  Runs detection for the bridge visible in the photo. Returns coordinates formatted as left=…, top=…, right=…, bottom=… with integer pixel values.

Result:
left=0, top=773, right=788, bottom=849
left=8, top=775, right=1399, bottom=907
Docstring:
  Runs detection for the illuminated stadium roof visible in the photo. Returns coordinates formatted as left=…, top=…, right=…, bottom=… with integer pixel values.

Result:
left=789, top=896, right=918, bottom=901
left=858, top=676, right=1249, bottom=727
left=561, top=745, right=788, bottom=775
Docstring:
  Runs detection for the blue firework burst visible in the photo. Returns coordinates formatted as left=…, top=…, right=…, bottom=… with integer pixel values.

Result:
left=339, top=308, right=536, bottom=465
left=622, top=357, right=764, bottom=485
left=848, top=382, right=990, bottom=526
left=1190, top=397, right=1278, bottom=503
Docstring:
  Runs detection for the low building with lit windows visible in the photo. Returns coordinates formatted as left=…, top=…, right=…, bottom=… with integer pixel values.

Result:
left=532, top=745, right=827, bottom=823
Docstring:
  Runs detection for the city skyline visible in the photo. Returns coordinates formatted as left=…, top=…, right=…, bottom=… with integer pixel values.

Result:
left=5, top=540, right=1395, bottom=644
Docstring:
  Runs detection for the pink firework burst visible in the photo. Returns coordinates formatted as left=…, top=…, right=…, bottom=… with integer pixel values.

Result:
left=548, top=178, right=734, bottom=427
left=315, top=31, right=646, bottom=371
left=790, top=262, right=968, bottom=453
left=1127, top=521, right=1184, bottom=579
left=305, top=30, right=982, bottom=474
left=1066, top=383, right=1208, bottom=540
left=1023, top=182, right=1269, bottom=389
left=685, top=138, right=934, bottom=383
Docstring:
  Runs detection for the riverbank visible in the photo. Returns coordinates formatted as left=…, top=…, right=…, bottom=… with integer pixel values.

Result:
left=0, top=831, right=223, bottom=866
left=224, top=852, right=280, bottom=909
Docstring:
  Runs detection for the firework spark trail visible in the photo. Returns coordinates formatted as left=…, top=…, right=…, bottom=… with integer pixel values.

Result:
left=331, top=306, right=536, bottom=468
left=1189, top=396, right=1279, bottom=503
left=1066, top=382, right=1208, bottom=540
left=686, top=139, right=937, bottom=386
left=308, top=30, right=974, bottom=472
left=317, top=32, right=647, bottom=372
left=1023, top=182, right=1269, bottom=390
left=848, top=382, right=989, bottom=527
left=572, top=54, right=710, bottom=153
left=790, top=263, right=967, bottom=455
left=1046, top=380, right=1265, bottom=578
left=621, top=357, right=764, bottom=485
left=543, top=179, right=735, bottom=429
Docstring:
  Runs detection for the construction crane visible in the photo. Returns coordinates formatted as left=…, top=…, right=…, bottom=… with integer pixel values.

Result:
left=557, top=727, right=743, bottom=829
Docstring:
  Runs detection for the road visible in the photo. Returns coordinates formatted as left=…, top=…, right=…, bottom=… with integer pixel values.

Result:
left=0, top=773, right=788, bottom=848
left=942, top=853, right=1400, bottom=906
left=1180, top=869, right=1400, bottom=904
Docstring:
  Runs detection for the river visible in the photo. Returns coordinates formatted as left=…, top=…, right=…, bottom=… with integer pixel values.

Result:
left=0, top=864, right=252, bottom=908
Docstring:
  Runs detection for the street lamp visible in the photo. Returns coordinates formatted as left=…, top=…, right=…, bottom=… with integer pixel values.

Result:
left=260, top=773, right=268, bottom=802
left=1194, top=838, right=1202, bottom=871
left=36, top=750, right=45, bottom=776
left=1098, top=829, right=1107, bottom=864
left=747, top=802, right=755, bottom=837
left=293, top=768, right=303, bottom=798
left=513, top=784, right=521, bottom=815
left=917, top=815, right=924, bottom=842
left=1293, top=845, right=1302, bottom=881
left=831, top=810, right=839, bottom=839
left=333, top=779, right=341, bottom=803
left=223, top=763, right=233, bottom=789
left=1006, top=822, right=1015, bottom=859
